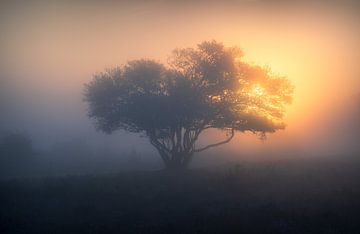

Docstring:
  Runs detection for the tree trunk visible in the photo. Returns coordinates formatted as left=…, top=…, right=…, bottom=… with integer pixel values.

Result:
left=148, top=127, right=235, bottom=170
left=163, top=152, right=193, bottom=170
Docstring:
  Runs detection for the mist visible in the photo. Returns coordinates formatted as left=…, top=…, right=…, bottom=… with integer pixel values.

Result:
left=1, top=0, right=359, bottom=175
left=1, top=1, right=360, bottom=233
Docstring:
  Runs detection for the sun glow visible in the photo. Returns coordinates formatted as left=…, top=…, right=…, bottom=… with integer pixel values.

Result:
left=250, top=84, right=266, bottom=97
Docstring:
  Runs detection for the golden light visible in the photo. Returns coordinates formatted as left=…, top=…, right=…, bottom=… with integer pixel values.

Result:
left=249, top=84, right=266, bottom=97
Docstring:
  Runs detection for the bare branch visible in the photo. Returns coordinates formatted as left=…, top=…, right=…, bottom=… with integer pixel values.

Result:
left=193, top=128, right=235, bottom=153
left=149, top=139, right=170, bottom=162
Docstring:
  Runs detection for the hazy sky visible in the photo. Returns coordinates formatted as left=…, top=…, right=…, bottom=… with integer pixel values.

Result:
left=1, top=0, right=359, bottom=157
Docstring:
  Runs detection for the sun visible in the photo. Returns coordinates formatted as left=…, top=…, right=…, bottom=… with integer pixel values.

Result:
left=250, top=84, right=266, bottom=97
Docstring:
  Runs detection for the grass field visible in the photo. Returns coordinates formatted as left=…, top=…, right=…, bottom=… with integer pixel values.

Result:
left=1, top=158, right=360, bottom=233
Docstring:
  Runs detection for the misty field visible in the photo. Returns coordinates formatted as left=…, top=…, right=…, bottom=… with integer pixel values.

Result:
left=1, top=158, right=360, bottom=234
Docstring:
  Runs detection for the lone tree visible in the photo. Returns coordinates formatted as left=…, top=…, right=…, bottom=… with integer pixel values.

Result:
left=84, top=41, right=293, bottom=169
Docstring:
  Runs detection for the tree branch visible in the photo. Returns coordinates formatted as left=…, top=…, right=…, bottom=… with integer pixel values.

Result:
left=193, top=128, right=235, bottom=153
left=149, top=139, right=170, bottom=163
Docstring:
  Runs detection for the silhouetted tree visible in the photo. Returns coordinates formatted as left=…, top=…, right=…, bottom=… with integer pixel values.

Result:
left=84, top=41, right=293, bottom=169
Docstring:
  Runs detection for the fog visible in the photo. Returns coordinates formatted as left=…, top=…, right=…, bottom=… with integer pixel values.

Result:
left=1, top=0, right=360, bottom=177
left=2, top=2, right=360, bottom=234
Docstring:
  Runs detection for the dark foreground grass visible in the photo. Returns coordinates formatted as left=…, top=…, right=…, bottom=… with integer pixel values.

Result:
left=1, top=159, right=360, bottom=233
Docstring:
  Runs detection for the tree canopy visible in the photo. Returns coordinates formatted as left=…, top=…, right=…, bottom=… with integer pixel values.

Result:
left=84, top=41, right=293, bottom=169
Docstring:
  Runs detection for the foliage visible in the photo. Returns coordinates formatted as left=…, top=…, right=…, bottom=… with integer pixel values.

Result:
left=84, top=41, right=293, bottom=168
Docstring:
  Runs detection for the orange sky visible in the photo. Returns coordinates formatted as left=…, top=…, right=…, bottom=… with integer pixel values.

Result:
left=1, top=0, right=359, bottom=156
